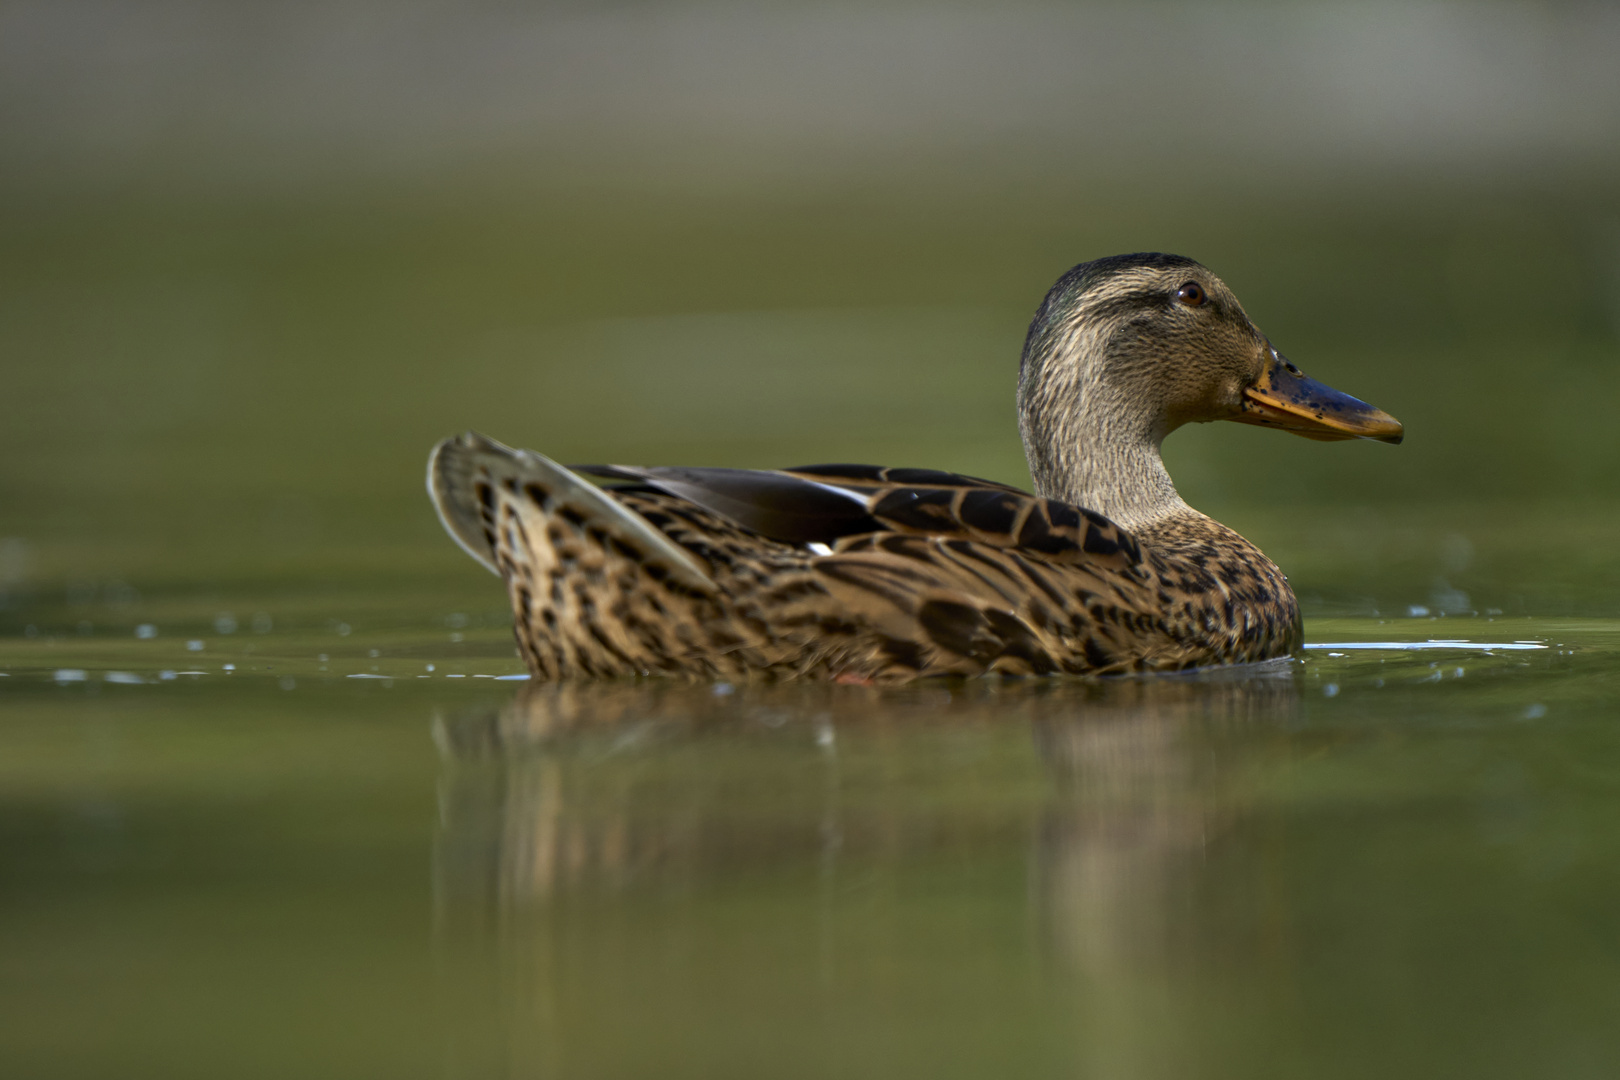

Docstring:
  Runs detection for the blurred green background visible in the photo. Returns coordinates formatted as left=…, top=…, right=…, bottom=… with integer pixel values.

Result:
left=2, top=0, right=1618, bottom=622
left=4, top=7, right=1620, bottom=1079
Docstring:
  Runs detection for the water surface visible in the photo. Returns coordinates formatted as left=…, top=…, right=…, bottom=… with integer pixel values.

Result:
left=3, top=611, right=1616, bottom=1079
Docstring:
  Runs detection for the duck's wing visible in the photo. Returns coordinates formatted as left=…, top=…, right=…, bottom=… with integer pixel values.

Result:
left=568, top=464, right=885, bottom=545
left=436, top=440, right=1178, bottom=677
left=570, top=462, right=1140, bottom=569
left=573, top=462, right=1168, bottom=676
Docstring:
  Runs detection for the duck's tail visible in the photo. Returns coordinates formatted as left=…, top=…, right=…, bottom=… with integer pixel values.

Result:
left=426, top=432, right=719, bottom=678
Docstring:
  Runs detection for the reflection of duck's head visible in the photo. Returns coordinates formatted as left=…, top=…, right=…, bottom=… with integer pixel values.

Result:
left=1019, top=253, right=1402, bottom=529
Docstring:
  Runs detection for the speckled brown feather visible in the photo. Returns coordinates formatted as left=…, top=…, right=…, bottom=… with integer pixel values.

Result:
left=429, top=434, right=1300, bottom=681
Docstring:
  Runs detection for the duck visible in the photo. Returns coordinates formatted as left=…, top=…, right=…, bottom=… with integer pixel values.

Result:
left=428, top=252, right=1402, bottom=682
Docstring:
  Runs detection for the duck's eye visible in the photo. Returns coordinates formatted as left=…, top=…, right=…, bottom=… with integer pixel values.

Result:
left=1176, top=282, right=1206, bottom=307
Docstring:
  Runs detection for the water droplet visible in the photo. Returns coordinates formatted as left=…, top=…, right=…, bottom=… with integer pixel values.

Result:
left=134, top=624, right=157, bottom=639
left=186, top=640, right=205, bottom=652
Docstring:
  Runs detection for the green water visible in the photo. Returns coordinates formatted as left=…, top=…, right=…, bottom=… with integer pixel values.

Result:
left=4, top=141, right=1620, bottom=1076
left=2, top=615, right=1617, bottom=1079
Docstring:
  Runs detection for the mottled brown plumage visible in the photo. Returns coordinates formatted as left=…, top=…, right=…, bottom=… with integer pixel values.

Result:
left=429, top=253, right=1402, bottom=681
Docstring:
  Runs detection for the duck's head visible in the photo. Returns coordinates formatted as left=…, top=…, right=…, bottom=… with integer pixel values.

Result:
left=1017, top=253, right=1402, bottom=524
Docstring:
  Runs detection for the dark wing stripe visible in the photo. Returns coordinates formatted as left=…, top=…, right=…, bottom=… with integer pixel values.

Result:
left=1046, top=500, right=1081, bottom=531
left=1016, top=503, right=1072, bottom=555
left=878, top=637, right=927, bottom=670
left=916, top=599, right=1056, bottom=673
left=869, top=488, right=963, bottom=532
left=935, top=540, right=1029, bottom=605
left=1082, top=636, right=1115, bottom=668
left=781, top=463, right=892, bottom=482
left=917, top=599, right=997, bottom=659
left=784, top=464, right=1026, bottom=493
left=981, top=609, right=1057, bottom=673
left=816, top=558, right=941, bottom=607
left=957, top=488, right=1022, bottom=536
left=572, top=464, right=882, bottom=545
left=943, top=540, right=1053, bottom=601
left=882, top=467, right=981, bottom=486
left=1008, top=554, right=1081, bottom=611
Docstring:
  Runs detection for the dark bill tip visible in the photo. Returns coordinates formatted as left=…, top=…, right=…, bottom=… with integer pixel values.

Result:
left=1234, top=354, right=1403, bottom=444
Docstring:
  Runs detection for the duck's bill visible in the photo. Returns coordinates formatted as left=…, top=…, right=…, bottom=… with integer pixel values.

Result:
left=1233, top=354, right=1404, bottom=444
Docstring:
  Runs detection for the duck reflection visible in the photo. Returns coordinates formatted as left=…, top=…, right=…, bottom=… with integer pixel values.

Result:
left=1034, top=668, right=1299, bottom=971
left=1029, top=668, right=1301, bottom=1077
left=431, top=667, right=1301, bottom=1076
left=432, top=680, right=842, bottom=913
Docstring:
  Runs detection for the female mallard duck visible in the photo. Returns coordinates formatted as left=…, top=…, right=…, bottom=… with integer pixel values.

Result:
left=429, top=253, right=1401, bottom=681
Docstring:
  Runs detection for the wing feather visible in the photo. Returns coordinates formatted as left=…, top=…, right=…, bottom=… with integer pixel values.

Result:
left=429, top=433, right=716, bottom=593
left=570, top=464, right=880, bottom=544
left=569, top=461, right=1141, bottom=570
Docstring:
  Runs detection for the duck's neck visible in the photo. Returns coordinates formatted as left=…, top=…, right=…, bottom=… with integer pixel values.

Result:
left=1018, top=357, right=1195, bottom=534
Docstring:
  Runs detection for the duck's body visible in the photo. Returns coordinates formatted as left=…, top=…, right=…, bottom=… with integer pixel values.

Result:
left=430, top=253, right=1401, bottom=681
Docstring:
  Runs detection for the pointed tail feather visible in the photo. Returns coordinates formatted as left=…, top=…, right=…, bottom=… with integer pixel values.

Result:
left=426, top=432, right=716, bottom=593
